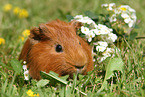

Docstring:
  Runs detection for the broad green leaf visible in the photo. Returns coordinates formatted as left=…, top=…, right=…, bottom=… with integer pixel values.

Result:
left=10, top=59, right=22, bottom=75
left=36, top=79, right=49, bottom=88
left=105, top=58, right=124, bottom=80
left=66, top=15, right=74, bottom=22
left=98, top=58, right=124, bottom=92
left=40, top=71, right=68, bottom=85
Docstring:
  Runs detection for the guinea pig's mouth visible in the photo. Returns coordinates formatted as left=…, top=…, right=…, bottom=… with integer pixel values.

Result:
left=76, top=68, right=84, bottom=74
left=67, top=62, right=85, bottom=72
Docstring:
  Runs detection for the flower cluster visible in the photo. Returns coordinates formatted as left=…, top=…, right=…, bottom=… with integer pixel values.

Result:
left=3, top=4, right=29, bottom=18
left=20, top=29, right=30, bottom=41
left=101, top=3, right=137, bottom=28
left=0, top=38, right=5, bottom=45
left=72, top=15, right=118, bottom=63
left=26, top=89, right=39, bottom=97
left=23, top=61, right=29, bottom=80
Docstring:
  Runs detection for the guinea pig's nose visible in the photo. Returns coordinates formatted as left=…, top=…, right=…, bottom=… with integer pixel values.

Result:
left=75, top=65, right=84, bottom=69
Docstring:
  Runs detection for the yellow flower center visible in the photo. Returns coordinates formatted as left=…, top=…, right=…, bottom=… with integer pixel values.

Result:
left=120, top=7, right=127, bottom=11
left=25, top=73, right=28, bottom=77
left=90, top=35, right=92, bottom=38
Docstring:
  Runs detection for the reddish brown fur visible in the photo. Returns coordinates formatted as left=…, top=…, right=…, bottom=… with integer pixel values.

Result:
left=19, top=19, right=94, bottom=80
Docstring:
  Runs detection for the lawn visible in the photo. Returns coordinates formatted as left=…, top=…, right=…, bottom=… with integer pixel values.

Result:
left=0, top=0, right=145, bottom=97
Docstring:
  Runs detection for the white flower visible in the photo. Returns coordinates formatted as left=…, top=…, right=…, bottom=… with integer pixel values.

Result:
left=124, top=17, right=132, bottom=23
left=128, top=19, right=134, bottom=28
left=110, top=14, right=117, bottom=22
left=121, top=12, right=136, bottom=28
left=23, top=65, right=27, bottom=71
left=102, top=3, right=115, bottom=11
left=97, top=24, right=112, bottom=34
left=74, top=15, right=95, bottom=25
left=86, top=31, right=95, bottom=42
left=107, top=33, right=117, bottom=42
left=91, top=29, right=101, bottom=35
left=96, top=46, right=106, bottom=52
left=101, top=4, right=108, bottom=7
left=74, top=15, right=84, bottom=19
left=107, top=3, right=116, bottom=10
left=128, top=8, right=136, bottom=13
left=24, top=70, right=29, bottom=80
left=102, top=48, right=114, bottom=57
left=83, top=16, right=95, bottom=24
left=121, top=13, right=130, bottom=19
left=97, top=24, right=107, bottom=29
left=100, top=29, right=111, bottom=34
left=97, top=41, right=108, bottom=47
left=119, top=5, right=128, bottom=12
left=81, top=26, right=95, bottom=42
left=23, top=61, right=27, bottom=64
left=119, top=5, right=135, bottom=13
left=131, top=13, right=137, bottom=21
left=81, top=26, right=90, bottom=35
left=98, top=56, right=108, bottom=63
left=109, top=3, right=116, bottom=7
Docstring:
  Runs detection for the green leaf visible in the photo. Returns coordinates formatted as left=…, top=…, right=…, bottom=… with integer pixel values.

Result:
left=98, top=58, right=124, bottom=92
left=105, top=58, right=124, bottom=80
left=36, top=79, right=49, bottom=88
left=10, top=59, right=22, bottom=75
left=66, top=15, right=74, bottom=22
left=40, top=71, right=68, bottom=86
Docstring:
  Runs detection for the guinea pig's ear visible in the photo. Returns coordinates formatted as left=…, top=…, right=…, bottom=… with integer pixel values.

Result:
left=29, top=24, right=50, bottom=44
left=69, top=20, right=83, bottom=32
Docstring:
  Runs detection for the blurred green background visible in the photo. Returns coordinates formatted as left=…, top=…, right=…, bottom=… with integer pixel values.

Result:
left=0, top=0, right=145, bottom=30
left=1, top=0, right=145, bottom=29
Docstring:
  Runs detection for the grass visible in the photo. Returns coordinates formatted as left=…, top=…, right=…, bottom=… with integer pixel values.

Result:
left=0, top=0, right=145, bottom=96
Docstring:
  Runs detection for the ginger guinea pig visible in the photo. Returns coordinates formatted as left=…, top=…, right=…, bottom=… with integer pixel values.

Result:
left=19, top=19, right=94, bottom=80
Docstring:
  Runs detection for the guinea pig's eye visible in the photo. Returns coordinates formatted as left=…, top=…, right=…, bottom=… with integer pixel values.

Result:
left=55, top=44, right=63, bottom=52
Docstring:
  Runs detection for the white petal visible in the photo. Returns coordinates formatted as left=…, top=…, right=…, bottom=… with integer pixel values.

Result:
left=96, top=46, right=106, bottom=52
left=97, top=41, right=108, bottom=47
left=101, top=4, right=108, bottom=7
left=24, top=70, right=29, bottom=80
left=23, top=65, right=27, bottom=71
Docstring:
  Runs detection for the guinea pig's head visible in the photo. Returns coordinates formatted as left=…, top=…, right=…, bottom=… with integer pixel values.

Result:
left=19, top=19, right=94, bottom=80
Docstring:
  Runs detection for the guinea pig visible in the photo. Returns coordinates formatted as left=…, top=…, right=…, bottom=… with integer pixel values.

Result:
left=19, top=19, right=94, bottom=80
